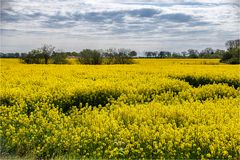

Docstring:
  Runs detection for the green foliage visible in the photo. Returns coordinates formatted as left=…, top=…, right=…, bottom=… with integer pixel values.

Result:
left=21, top=45, right=64, bottom=64
left=220, top=39, right=240, bottom=64
left=21, top=49, right=44, bottom=64
left=199, top=48, right=225, bottom=59
left=107, top=53, right=133, bottom=64
left=79, top=49, right=134, bottom=65
left=79, top=49, right=102, bottom=65
left=128, top=50, right=137, bottom=57
left=102, top=48, right=134, bottom=64
left=220, top=48, right=240, bottom=64
left=188, top=49, right=199, bottom=58
left=51, top=52, right=68, bottom=64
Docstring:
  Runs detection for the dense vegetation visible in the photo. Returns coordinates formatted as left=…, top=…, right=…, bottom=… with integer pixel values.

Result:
left=220, top=39, right=240, bottom=64
left=0, top=58, right=239, bottom=159
left=79, top=48, right=135, bottom=64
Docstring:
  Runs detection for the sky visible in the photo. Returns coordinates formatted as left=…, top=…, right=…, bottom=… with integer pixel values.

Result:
left=0, top=0, right=239, bottom=54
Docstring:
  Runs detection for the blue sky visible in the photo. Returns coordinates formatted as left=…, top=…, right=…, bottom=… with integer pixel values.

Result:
left=0, top=0, right=239, bottom=53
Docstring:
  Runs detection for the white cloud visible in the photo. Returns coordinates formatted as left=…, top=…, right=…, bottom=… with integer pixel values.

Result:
left=0, top=0, right=239, bottom=52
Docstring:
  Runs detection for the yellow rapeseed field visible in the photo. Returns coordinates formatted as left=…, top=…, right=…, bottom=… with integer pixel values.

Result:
left=0, top=58, right=240, bottom=159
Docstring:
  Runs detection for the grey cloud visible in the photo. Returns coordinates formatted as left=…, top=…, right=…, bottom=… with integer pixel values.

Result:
left=0, top=0, right=16, bottom=10
left=41, top=13, right=76, bottom=28
left=27, top=12, right=46, bottom=18
left=127, top=8, right=161, bottom=17
left=2, top=8, right=160, bottom=29
left=1, top=11, right=22, bottom=22
left=80, top=11, right=125, bottom=23
left=121, top=1, right=238, bottom=7
left=1, top=9, right=45, bottom=22
left=1, top=0, right=238, bottom=52
left=39, top=8, right=161, bottom=28
left=42, top=21, right=77, bottom=29
left=188, top=21, right=213, bottom=27
left=157, top=13, right=216, bottom=27
left=40, top=10, right=214, bottom=36
left=73, top=8, right=160, bottom=22
left=159, top=13, right=193, bottom=23
left=110, top=22, right=159, bottom=35
left=180, top=2, right=206, bottom=6
left=119, top=1, right=210, bottom=8
left=48, top=13, right=72, bottom=22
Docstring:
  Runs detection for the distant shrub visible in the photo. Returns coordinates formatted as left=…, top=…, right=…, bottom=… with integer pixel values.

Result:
left=21, top=46, right=136, bottom=65
left=51, top=52, right=68, bottom=64
left=102, top=48, right=134, bottom=64
left=21, top=45, right=69, bottom=64
left=220, top=39, right=240, bottom=64
left=79, top=49, right=135, bottom=65
left=103, top=52, right=133, bottom=64
left=79, top=49, right=102, bottom=65
left=220, top=48, right=240, bottom=64
left=113, top=54, right=134, bottom=64
left=21, top=49, right=44, bottom=64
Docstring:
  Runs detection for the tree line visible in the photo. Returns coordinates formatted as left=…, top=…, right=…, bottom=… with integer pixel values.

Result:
left=19, top=45, right=137, bottom=64
left=0, top=52, right=26, bottom=58
left=79, top=49, right=137, bottom=64
left=144, top=39, right=239, bottom=64
left=144, top=48, right=225, bottom=59
left=1, top=39, right=239, bottom=64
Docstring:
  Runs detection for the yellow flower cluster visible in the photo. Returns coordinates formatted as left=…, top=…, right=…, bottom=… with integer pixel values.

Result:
left=0, top=58, right=239, bottom=159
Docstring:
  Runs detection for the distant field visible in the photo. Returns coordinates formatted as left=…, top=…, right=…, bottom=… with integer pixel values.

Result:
left=0, top=58, right=240, bottom=159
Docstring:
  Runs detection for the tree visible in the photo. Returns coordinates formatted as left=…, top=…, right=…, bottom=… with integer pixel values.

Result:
left=221, top=39, right=240, bottom=64
left=102, top=49, right=114, bottom=64
left=172, top=52, right=183, bottom=58
left=158, top=51, right=166, bottom=58
left=181, top=51, right=187, bottom=58
left=21, top=49, right=43, bottom=64
left=204, top=48, right=214, bottom=54
left=165, top=51, right=171, bottom=58
left=214, top=49, right=225, bottom=58
left=21, top=44, right=55, bottom=64
left=102, top=48, right=133, bottom=64
left=21, top=45, right=68, bottom=64
left=79, top=49, right=102, bottom=65
left=152, top=51, right=157, bottom=57
left=51, top=51, right=68, bottom=64
left=157, top=51, right=171, bottom=58
left=145, top=51, right=153, bottom=58
left=225, top=39, right=240, bottom=51
left=188, top=49, right=199, bottom=58
left=199, top=48, right=214, bottom=58
left=41, top=44, right=55, bottom=64
left=128, top=50, right=137, bottom=57
left=114, top=48, right=133, bottom=64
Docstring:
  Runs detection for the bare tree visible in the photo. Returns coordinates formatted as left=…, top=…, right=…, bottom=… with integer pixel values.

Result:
left=41, top=44, right=55, bottom=64
left=225, top=39, right=240, bottom=51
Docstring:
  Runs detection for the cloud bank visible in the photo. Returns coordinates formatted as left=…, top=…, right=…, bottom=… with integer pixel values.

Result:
left=1, top=0, right=239, bottom=53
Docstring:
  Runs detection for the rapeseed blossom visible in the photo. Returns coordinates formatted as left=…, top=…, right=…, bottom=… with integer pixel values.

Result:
left=0, top=58, right=239, bottom=159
